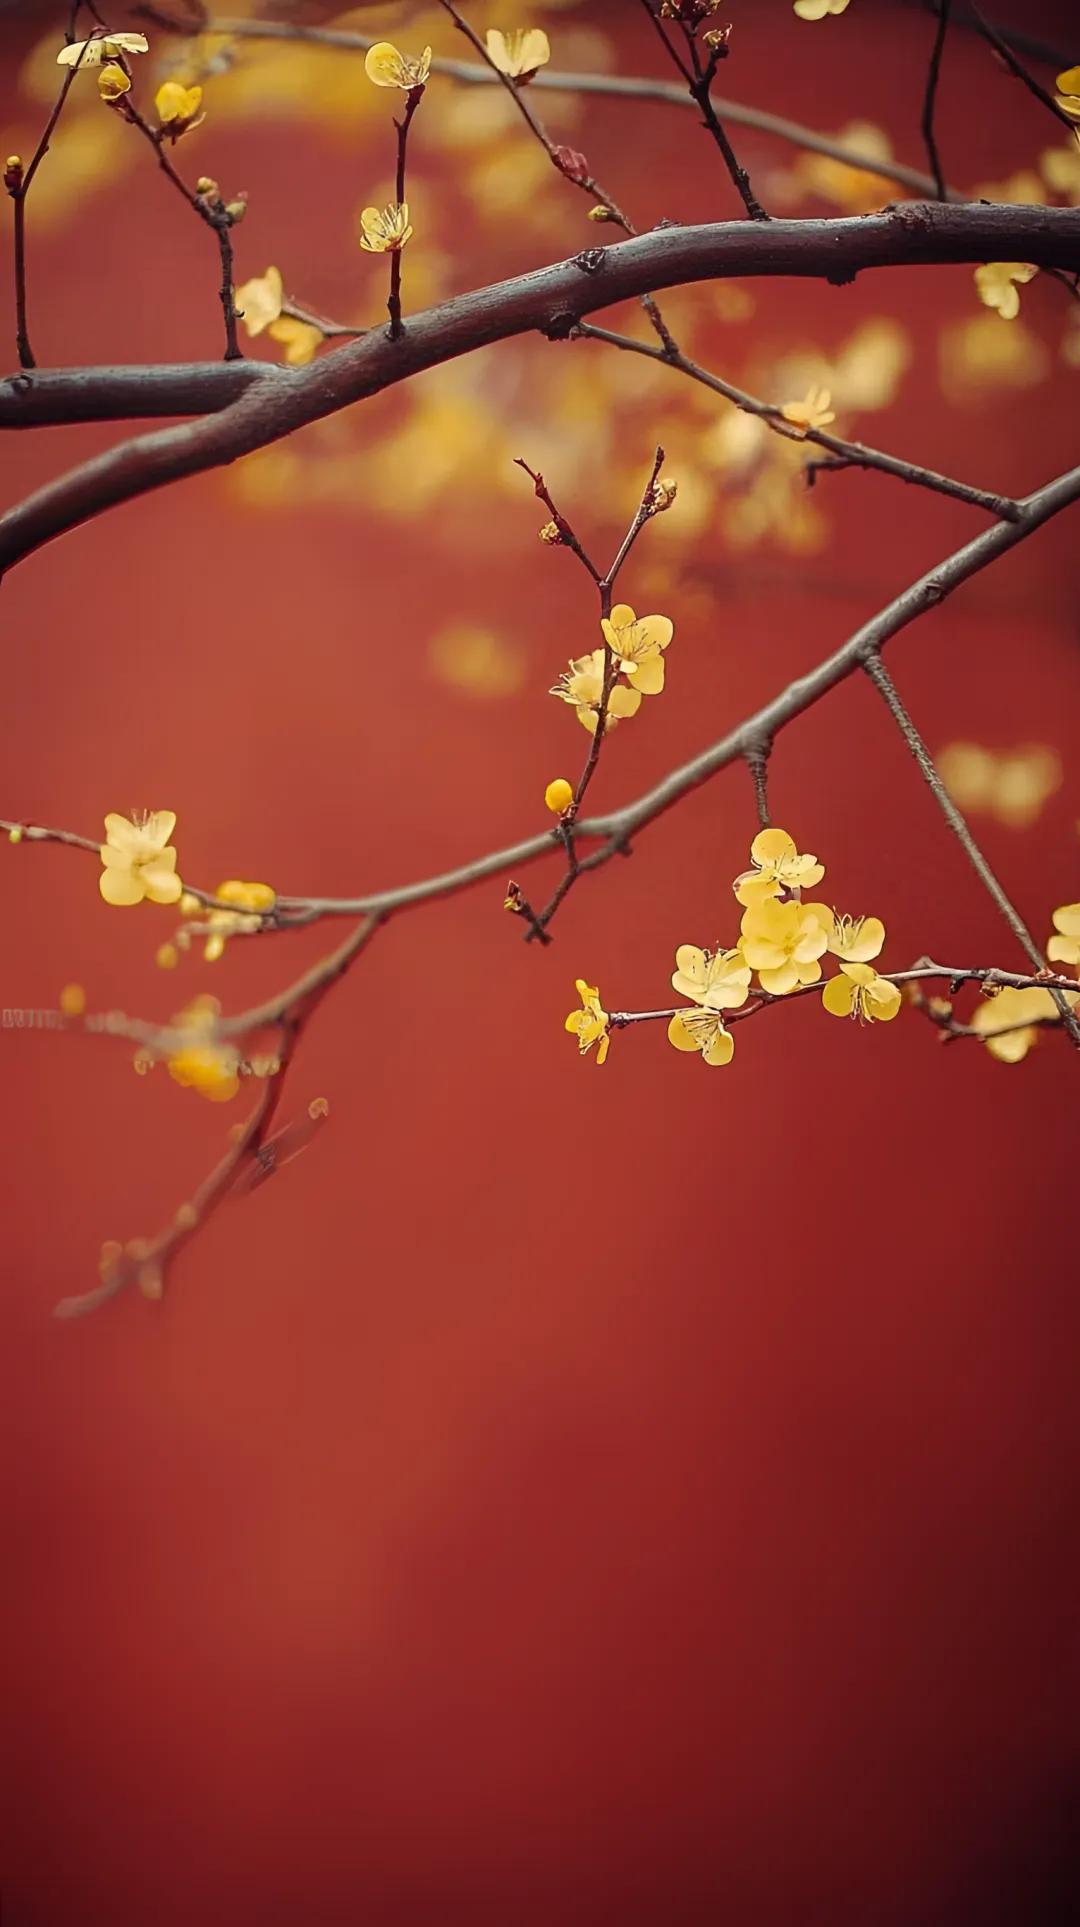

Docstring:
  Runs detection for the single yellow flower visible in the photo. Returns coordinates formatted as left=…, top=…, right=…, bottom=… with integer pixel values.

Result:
left=545, top=778, right=574, bottom=815
left=359, top=202, right=413, bottom=253
left=97, top=63, right=131, bottom=102
left=99, top=811, right=182, bottom=907
left=267, top=315, right=323, bottom=366
left=822, top=962, right=901, bottom=1022
left=1055, top=66, right=1080, bottom=120
left=974, top=262, right=1037, bottom=320
left=364, top=42, right=432, bottom=89
left=565, top=978, right=610, bottom=1065
left=155, top=80, right=204, bottom=134
left=58, top=32, right=148, bottom=69
left=235, top=265, right=283, bottom=338
left=740, top=897, right=830, bottom=995
left=968, top=985, right=1070, bottom=1063
left=485, top=28, right=551, bottom=81
left=818, top=910, right=886, bottom=963
left=667, top=1009, right=735, bottom=1066
left=670, top=944, right=751, bottom=1011
left=167, top=994, right=240, bottom=1101
left=1047, top=901, right=1080, bottom=973
left=793, top=0, right=852, bottom=18
left=733, top=827, right=825, bottom=906
left=779, top=385, right=836, bottom=434
left=550, top=649, right=642, bottom=735
left=599, top=603, right=674, bottom=696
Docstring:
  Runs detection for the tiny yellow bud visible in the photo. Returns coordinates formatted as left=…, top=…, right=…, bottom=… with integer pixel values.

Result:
left=204, top=933, right=226, bottom=963
left=587, top=203, right=613, bottom=222
left=195, top=175, right=218, bottom=197
left=156, top=942, right=179, bottom=970
left=178, top=891, right=200, bottom=916
left=545, top=778, right=574, bottom=815
left=5, top=156, right=21, bottom=173
left=97, top=62, right=131, bottom=102
left=4, top=156, right=23, bottom=194
left=98, top=1239, right=123, bottom=1277
left=308, top=1097, right=330, bottom=1119
left=174, top=1202, right=198, bottom=1229
left=8, top=825, right=23, bottom=844
left=538, top=519, right=562, bottom=545
left=138, top=1264, right=164, bottom=1301
left=59, top=982, right=86, bottom=1017
left=649, top=476, right=678, bottom=514
left=224, top=199, right=246, bottom=223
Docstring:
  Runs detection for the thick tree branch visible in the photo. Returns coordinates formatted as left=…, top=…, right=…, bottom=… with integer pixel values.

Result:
left=1, top=206, right=1078, bottom=569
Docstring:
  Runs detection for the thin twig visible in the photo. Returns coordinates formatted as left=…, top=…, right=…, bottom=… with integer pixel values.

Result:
left=388, top=88, right=422, bottom=339
left=968, top=2, right=1079, bottom=134
left=114, top=97, right=242, bottom=360
left=922, top=1, right=953, bottom=202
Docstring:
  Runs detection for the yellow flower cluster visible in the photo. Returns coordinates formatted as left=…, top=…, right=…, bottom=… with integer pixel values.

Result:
left=550, top=605, right=674, bottom=734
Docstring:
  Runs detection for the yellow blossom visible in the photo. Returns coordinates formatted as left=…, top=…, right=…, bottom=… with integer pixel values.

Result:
left=670, top=944, right=751, bottom=1012
left=599, top=604, right=673, bottom=696
left=968, top=985, right=1069, bottom=1063
left=740, top=897, right=830, bottom=995
left=667, top=1009, right=735, bottom=1066
left=564, top=978, right=610, bottom=1065
left=779, top=385, right=836, bottom=434
left=156, top=942, right=179, bottom=970
left=1055, top=66, right=1080, bottom=120
left=545, top=778, right=574, bottom=815
left=1047, top=901, right=1080, bottom=973
left=97, top=63, right=130, bottom=102
left=733, top=827, right=825, bottom=906
left=364, top=42, right=432, bottom=90
left=57, top=32, right=148, bottom=69
left=201, top=878, right=275, bottom=961
left=937, top=741, right=1061, bottom=829
left=59, top=982, right=85, bottom=1017
left=235, top=265, right=283, bottom=337
left=359, top=202, right=412, bottom=253
left=99, top=811, right=182, bottom=907
left=794, top=0, right=852, bottom=17
left=167, top=994, right=240, bottom=1102
left=974, top=262, right=1037, bottom=320
left=550, top=649, right=642, bottom=735
left=817, top=909, right=886, bottom=963
left=267, top=315, right=323, bottom=365
left=1042, top=141, right=1080, bottom=203
left=822, top=962, right=901, bottom=1022
left=155, top=80, right=204, bottom=134
left=485, top=29, right=551, bottom=81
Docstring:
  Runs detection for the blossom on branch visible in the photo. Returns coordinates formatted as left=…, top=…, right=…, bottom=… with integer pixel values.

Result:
left=599, top=604, right=673, bottom=696
left=1047, top=902, right=1080, bottom=973
left=1055, top=67, right=1080, bottom=122
left=99, top=812, right=182, bottom=908
left=739, top=896, right=830, bottom=994
left=155, top=81, right=205, bottom=138
left=667, top=1010, right=735, bottom=1067
left=57, top=33, right=148, bottom=69
left=670, top=945, right=751, bottom=1011
left=821, top=911, right=886, bottom=963
left=732, top=828, right=825, bottom=907
left=968, top=985, right=1068, bottom=1063
left=821, top=962, right=901, bottom=1023
left=359, top=203, right=413, bottom=253
left=235, top=266, right=284, bottom=337
left=780, top=386, right=836, bottom=435
left=793, top=0, right=852, bottom=19
left=97, top=64, right=131, bottom=103
left=364, top=43, right=432, bottom=90
left=974, top=262, right=1037, bottom=321
left=167, top=996, right=240, bottom=1102
left=544, top=778, right=574, bottom=815
left=550, top=651, right=641, bottom=734
left=565, top=979, right=610, bottom=1065
left=484, top=30, right=551, bottom=82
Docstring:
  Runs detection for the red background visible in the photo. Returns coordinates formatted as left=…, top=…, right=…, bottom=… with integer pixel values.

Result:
left=2, top=3, right=1079, bottom=1921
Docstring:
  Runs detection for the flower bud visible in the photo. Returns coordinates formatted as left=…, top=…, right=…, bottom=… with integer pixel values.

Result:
left=648, top=476, right=678, bottom=514
left=225, top=199, right=247, bottom=224
left=195, top=176, right=219, bottom=198
left=7, top=825, right=23, bottom=844
left=544, top=778, right=574, bottom=816
left=59, top=982, right=85, bottom=1017
left=538, top=519, right=562, bottom=545
left=4, top=156, right=23, bottom=193
left=97, top=63, right=131, bottom=102
left=587, top=203, right=613, bottom=223
left=156, top=942, right=179, bottom=970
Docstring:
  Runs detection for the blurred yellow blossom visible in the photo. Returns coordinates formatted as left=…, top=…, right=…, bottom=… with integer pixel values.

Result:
left=667, top=1009, right=735, bottom=1066
left=968, top=985, right=1068, bottom=1062
left=485, top=29, right=551, bottom=80
left=1047, top=902, right=1080, bottom=973
left=545, top=778, right=574, bottom=815
left=97, top=64, right=130, bottom=102
left=268, top=315, right=323, bottom=365
left=794, top=0, right=851, bottom=17
left=199, top=879, right=275, bottom=962
left=359, top=201, right=412, bottom=252
left=822, top=962, right=901, bottom=1022
left=740, top=896, right=830, bottom=994
left=671, top=945, right=751, bottom=1011
left=99, top=811, right=182, bottom=908
left=974, top=262, right=1037, bottom=320
left=550, top=650, right=642, bottom=734
left=939, top=312, right=1048, bottom=397
left=780, top=385, right=836, bottom=435
left=235, top=265, right=283, bottom=336
left=364, top=42, right=431, bottom=89
left=972, top=169, right=1045, bottom=206
left=775, top=121, right=896, bottom=214
left=600, top=604, right=673, bottom=696
left=937, top=742, right=1061, bottom=828
left=58, top=32, right=148, bottom=69
left=59, top=982, right=85, bottom=1017
left=1041, top=141, right=1080, bottom=203
left=733, top=827, right=825, bottom=906
left=155, top=80, right=204, bottom=133
left=429, top=622, right=523, bottom=698
left=167, top=995, right=240, bottom=1101
left=565, top=978, right=610, bottom=1064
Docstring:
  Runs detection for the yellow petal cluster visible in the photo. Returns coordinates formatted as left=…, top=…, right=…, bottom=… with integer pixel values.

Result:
left=822, top=962, right=901, bottom=1023
left=667, top=1009, right=735, bottom=1066
left=97, top=64, right=131, bottom=102
left=550, top=650, right=642, bottom=735
left=937, top=741, right=1061, bottom=828
left=780, top=385, right=836, bottom=434
left=974, top=262, right=1037, bottom=321
left=670, top=944, right=751, bottom=1011
left=167, top=996, right=240, bottom=1102
left=599, top=604, right=674, bottom=696
left=968, top=985, right=1069, bottom=1063
left=58, top=33, right=148, bottom=69
left=359, top=202, right=413, bottom=254
left=793, top=0, right=852, bottom=17
left=155, top=80, right=204, bottom=134
left=199, top=879, right=275, bottom=961
left=99, top=811, right=182, bottom=908
left=740, top=897, right=830, bottom=995
left=1055, top=66, right=1080, bottom=121
left=1047, top=901, right=1080, bottom=974
left=235, top=265, right=284, bottom=337
left=733, top=826, right=825, bottom=906
left=485, top=29, right=551, bottom=80
left=364, top=42, right=432, bottom=90
left=565, top=979, right=610, bottom=1065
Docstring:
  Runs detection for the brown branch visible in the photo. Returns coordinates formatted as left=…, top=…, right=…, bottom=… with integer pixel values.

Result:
left=2, top=205, right=1078, bottom=567
left=922, top=1, right=953, bottom=202
left=573, top=320, right=1020, bottom=520
left=639, top=0, right=769, bottom=221
left=968, top=2, right=1079, bottom=135
left=610, top=962, right=1080, bottom=1030
left=114, top=97, right=242, bottom=360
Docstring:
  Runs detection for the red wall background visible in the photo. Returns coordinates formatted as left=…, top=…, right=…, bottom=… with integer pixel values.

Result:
left=2, top=3, right=1078, bottom=1921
